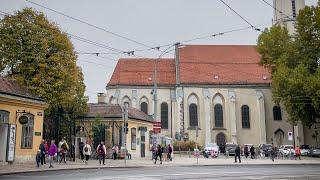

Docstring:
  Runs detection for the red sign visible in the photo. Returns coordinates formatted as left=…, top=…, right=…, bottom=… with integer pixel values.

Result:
left=153, top=121, right=161, bottom=133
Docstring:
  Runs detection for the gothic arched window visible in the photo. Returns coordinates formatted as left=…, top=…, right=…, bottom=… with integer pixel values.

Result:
left=241, top=105, right=250, bottom=128
left=214, top=104, right=223, bottom=127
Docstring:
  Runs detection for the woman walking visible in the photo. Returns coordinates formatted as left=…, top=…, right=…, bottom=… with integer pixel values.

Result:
left=48, top=140, right=58, bottom=168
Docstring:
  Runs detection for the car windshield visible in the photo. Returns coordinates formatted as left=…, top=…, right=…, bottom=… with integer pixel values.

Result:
left=226, top=144, right=236, bottom=148
left=300, top=145, right=310, bottom=149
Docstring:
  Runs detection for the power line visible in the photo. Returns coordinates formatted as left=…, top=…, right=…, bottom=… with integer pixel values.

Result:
left=218, top=0, right=261, bottom=32
left=26, top=0, right=154, bottom=49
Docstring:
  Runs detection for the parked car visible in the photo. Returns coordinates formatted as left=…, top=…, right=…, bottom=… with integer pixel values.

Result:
left=203, top=143, right=219, bottom=158
left=279, top=145, right=295, bottom=157
left=225, top=143, right=237, bottom=156
left=260, top=144, right=272, bottom=157
left=310, top=148, right=320, bottom=157
left=300, top=145, right=310, bottom=156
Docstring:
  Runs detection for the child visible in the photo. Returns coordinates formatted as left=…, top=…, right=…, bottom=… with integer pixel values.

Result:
left=36, top=150, right=41, bottom=167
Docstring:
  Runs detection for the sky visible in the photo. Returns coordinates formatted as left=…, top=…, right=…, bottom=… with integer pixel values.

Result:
left=1, top=0, right=318, bottom=103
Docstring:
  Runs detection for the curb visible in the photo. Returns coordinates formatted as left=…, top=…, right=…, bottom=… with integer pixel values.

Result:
left=1, top=163, right=320, bottom=176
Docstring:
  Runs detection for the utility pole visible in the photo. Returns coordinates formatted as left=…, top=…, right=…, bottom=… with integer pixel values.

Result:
left=123, top=103, right=128, bottom=166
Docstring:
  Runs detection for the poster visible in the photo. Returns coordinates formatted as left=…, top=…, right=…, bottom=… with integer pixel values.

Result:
left=7, top=124, right=16, bottom=162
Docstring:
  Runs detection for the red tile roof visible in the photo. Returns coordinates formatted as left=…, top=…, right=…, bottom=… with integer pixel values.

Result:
left=107, top=58, right=176, bottom=86
left=179, top=45, right=271, bottom=84
left=0, top=77, right=44, bottom=101
left=107, top=45, right=271, bottom=87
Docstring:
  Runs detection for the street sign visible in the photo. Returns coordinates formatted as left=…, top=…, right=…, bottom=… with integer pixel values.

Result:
left=153, top=121, right=161, bottom=133
left=288, top=131, right=293, bottom=141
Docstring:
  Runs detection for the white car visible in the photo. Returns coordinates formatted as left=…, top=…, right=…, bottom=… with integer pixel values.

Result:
left=204, top=143, right=219, bottom=158
left=300, top=145, right=310, bottom=156
left=279, top=145, right=295, bottom=156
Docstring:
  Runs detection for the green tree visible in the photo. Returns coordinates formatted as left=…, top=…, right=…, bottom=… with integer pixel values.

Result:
left=257, top=4, right=320, bottom=127
left=0, top=8, right=87, bottom=139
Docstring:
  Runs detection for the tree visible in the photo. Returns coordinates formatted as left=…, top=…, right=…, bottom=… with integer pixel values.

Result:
left=257, top=4, right=320, bottom=127
left=0, top=8, right=87, bottom=140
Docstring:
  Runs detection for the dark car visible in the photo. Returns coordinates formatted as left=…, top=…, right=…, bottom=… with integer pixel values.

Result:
left=225, top=143, right=237, bottom=156
left=260, top=144, right=272, bottom=157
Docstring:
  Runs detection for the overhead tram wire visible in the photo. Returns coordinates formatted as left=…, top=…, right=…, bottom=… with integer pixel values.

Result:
left=218, top=0, right=262, bottom=32
left=26, top=0, right=154, bottom=49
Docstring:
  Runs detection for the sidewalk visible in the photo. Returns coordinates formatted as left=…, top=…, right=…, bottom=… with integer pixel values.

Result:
left=1, top=156, right=320, bottom=175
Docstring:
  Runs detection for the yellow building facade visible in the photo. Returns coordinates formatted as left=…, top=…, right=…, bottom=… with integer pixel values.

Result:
left=0, top=77, right=47, bottom=163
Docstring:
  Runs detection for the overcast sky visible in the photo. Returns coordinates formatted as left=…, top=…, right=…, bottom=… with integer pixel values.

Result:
left=1, top=0, right=318, bottom=103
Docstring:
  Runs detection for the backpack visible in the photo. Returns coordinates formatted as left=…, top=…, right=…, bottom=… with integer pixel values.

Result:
left=98, top=144, right=104, bottom=154
left=61, top=143, right=67, bottom=151
left=84, top=146, right=89, bottom=153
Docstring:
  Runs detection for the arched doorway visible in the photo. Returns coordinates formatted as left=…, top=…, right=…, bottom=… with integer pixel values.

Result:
left=274, top=128, right=284, bottom=147
left=216, top=133, right=226, bottom=153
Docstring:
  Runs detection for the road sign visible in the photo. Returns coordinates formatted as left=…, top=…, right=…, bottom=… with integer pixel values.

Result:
left=288, top=131, right=293, bottom=141
left=153, top=121, right=161, bottom=133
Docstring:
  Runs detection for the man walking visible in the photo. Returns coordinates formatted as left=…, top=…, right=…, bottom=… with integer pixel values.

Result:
left=235, top=145, right=241, bottom=163
left=270, top=144, right=276, bottom=162
left=39, top=140, right=46, bottom=166
left=83, top=141, right=91, bottom=165
left=244, top=145, right=249, bottom=158
left=97, top=141, right=106, bottom=165
left=48, top=140, right=57, bottom=168
left=167, top=144, right=173, bottom=161
left=250, top=146, right=255, bottom=159
left=79, top=140, right=85, bottom=161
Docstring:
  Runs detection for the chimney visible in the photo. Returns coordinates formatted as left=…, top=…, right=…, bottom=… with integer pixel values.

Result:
left=97, top=93, right=106, bottom=104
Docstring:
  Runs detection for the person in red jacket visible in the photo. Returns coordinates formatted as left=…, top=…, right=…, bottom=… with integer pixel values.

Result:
left=295, top=146, right=301, bottom=160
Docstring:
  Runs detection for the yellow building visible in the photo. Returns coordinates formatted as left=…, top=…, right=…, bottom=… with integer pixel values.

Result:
left=76, top=94, right=154, bottom=158
left=0, top=77, right=47, bottom=163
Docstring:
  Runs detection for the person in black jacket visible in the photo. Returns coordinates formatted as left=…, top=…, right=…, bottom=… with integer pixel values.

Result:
left=250, top=146, right=255, bottom=159
left=39, top=140, right=46, bottom=166
left=154, top=144, right=163, bottom=164
left=235, top=145, right=241, bottom=163
left=79, top=141, right=85, bottom=161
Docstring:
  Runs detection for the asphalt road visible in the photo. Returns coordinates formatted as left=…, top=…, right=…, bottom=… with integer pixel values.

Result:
left=1, top=164, right=320, bottom=180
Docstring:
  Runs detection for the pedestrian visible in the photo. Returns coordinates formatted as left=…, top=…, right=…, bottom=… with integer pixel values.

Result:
left=295, top=146, right=301, bottom=160
left=151, top=143, right=157, bottom=160
left=167, top=144, right=173, bottom=161
left=234, top=145, right=241, bottom=163
left=244, top=145, right=249, bottom=158
left=97, top=141, right=107, bottom=165
left=270, top=144, right=276, bottom=162
left=39, top=140, right=46, bottom=166
left=44, top=140, right=48, bottom=164
left=83, top=141, right=91, bottom=165
left=59, top=138, right=69, bottom=163
left=79, top=140, right=85, bottom=161
left=154, top=144, right=163, bottom=164
left=112, top=144, right=118, bottom=160
left=48, top=140, right=58, bottom=168
left=250, top=146, right=255, bottom=159
left=36, top=150, right=41, bottom=168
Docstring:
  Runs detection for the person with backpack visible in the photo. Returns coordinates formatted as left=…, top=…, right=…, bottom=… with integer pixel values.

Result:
left=59, top=139, right=69, bottom=163
left=83, top=141, right=91, bottom=165
left=96, top=141, right=106, bottom=165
